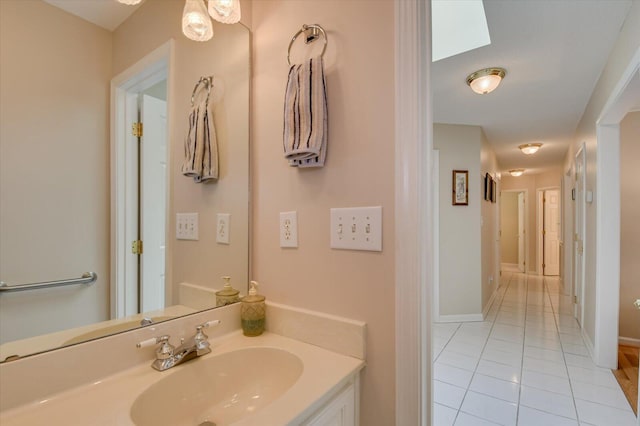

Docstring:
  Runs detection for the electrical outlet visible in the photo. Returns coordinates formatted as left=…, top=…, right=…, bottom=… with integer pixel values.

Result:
left=176, top=213, right=199, bottom=240
left=280, top=211, right=298, bottom=248
left=330, top=206, right=382, bottom=251
left=217, top=213, right=230, bottom=244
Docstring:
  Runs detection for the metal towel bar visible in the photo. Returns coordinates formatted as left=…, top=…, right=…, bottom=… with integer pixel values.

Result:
left=0, top=272, right=97, bottom=293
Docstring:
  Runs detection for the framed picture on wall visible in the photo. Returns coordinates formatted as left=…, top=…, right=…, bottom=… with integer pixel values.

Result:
left=484, top=173, right=491, bottom=201
left=452, top=170, right=469, bottom=205
left=488, top=174, right=494, bottom=202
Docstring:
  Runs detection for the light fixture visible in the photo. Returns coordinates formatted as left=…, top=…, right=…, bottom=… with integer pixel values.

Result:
left=182, top=0, right=213, bottom=42
left=116, top=0, right=142, bottom=5
left=466, top=67, right=506, bottom=94
left=509, top=169, right=525, bottom=177
left=518, top=143, right=543, bottom=155
left=208, top=0, right=241, bottom=24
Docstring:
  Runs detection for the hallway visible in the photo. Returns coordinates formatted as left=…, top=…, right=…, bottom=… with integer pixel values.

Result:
left=432, top=272, right=637, bottom=425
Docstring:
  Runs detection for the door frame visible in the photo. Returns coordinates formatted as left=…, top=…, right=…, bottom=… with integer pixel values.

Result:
left=501, top=189, right=528, bottom=273
left=110, top=40, right=174, bottom=319
left=574, top=144, right=587, bottom=328
left=536, top=186, right=560, bottom=276
left=592, top=47, right=639, bottom=368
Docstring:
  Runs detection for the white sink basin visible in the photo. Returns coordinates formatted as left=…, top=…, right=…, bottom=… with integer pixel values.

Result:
left=130, top=347, right=303, bottom=426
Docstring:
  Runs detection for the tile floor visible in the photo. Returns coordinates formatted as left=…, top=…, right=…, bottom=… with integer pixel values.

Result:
left=432, top=272, right=638, bottom=426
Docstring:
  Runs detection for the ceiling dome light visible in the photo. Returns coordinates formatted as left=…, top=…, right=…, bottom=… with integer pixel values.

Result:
left=182, top=0, right=213, bottom=42
left=518, top=143, right=543, bottom=155
left=466, top=67, right=506, bottom=94
left=116, top=0, right=142, bottom=5
left=208, top=0, right=241, bottom=24
left=509, top=169, right=525, bottom=177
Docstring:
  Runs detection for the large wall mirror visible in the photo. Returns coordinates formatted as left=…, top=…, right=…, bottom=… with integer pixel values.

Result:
left=0, top=0, right=250, bottom=361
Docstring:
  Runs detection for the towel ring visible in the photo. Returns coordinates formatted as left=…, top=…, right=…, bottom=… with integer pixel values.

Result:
left=287, top=24, right=327, bottom=66
left=191, top=76, right=214, bottom=106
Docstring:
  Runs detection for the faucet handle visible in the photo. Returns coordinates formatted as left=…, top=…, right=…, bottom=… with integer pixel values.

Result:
left=136, top=335, right=175, bottom=360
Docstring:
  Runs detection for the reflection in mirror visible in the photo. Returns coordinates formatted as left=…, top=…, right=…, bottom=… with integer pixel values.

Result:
left=0, top=0, right=250, bottom=361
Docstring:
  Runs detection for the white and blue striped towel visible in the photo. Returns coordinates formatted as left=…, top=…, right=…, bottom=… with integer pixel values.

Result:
left=283, top=56, right=328, bottom=168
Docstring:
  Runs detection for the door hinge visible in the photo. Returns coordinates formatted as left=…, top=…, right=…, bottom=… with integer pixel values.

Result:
left=574, top=295, right=577, bottom=304
left=543, top=263, right=546, bottom=268
left=131, top=240, right=143, bottom=255
left=132, top=122, right=143, bottom=137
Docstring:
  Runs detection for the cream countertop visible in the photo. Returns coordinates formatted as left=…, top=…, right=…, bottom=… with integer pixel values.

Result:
left=0, top=331, right=365, bottom=426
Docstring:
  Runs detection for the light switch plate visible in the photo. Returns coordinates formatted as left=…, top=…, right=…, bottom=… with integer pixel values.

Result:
left=280, top=211, right=298, bottom=248
left=176, top=213, right=198, bottom=240
left=217, top=213, right=230, bottom=244
left=330, top=206, right=382, bottom=252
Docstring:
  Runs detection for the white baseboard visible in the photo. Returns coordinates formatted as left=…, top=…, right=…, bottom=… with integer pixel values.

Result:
left=436, top=313, right=484, bottom=323
left=619, top=336, right=640, bottom=347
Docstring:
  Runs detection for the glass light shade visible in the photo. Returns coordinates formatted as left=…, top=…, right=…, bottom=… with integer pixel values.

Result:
left=182, top=0, right=213, bottom=42
left=466, top=68, right=506, bottom=95
left=518, top=143, right=543, bottom=155
left=208, top=0, right=241, bottom=24
left=509, top=169, right=525, bottom=177
left=117, top=0, right=142, bottom=4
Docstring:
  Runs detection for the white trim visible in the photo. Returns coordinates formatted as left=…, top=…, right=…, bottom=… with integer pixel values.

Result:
left=437, top=314, right=484, bottom=323
left=574, top=144, right=587, bottom=329
left=593, top=46, right=639, bottom=369
left=395, top=1, right=431, bottom=424
left=619, top=337, right=640, bottom=348
left=482, top=286, right=499, bottom=319
left=433, top=149, right=440, bottom=321
left=582, top=326, right=596, bottom=361
left=501, top=263, right=519, bottom=270
left=110, top=40, right=174, bottom=319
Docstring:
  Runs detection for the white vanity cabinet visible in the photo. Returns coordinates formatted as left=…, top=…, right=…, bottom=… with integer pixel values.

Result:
left=302, top=375, right=360, bottom=426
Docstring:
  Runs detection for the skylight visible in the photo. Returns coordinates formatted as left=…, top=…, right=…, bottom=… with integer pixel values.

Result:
left=432, top=0, right=491, bottom=62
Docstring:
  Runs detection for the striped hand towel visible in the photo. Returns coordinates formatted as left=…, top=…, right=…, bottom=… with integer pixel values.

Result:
left=181, top=101, right=219, bottom=182
left=283, top=56, right=328, bottom=168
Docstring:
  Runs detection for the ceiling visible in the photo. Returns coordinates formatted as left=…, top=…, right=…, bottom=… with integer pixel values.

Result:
left=432, top=0, right=633, bottom=175
left=43, top=0, right=141, bottom=31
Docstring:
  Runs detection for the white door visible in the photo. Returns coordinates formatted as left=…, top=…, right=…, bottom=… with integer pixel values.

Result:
left=574, top=147, right=586, bottom=325
left=140, top=94, right=167, bottom=313
left=518, top=192, right=525, bottom=272
left=544, top=190, right=560, bottom=276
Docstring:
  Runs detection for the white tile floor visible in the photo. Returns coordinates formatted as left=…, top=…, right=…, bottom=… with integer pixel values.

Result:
left=432, top=272, right=638, bottom=426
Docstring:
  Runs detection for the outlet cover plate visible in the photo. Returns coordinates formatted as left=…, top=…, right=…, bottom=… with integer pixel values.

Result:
left=217, top=213, right=230, bottom=244
left=280, top=211, right=298, bottom=248
left=330, top=206, right=382, bottom=251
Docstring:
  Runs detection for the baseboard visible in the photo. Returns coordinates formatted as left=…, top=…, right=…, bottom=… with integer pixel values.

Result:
left=619, top=336, right=640, bottom=347
left=436, top=313, right=484, bottom=323
left=482, top=287, right=499, bottom=319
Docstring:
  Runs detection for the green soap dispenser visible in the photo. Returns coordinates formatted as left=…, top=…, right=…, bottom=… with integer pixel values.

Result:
left=241, top=281, right=265, bottom=336
left=216, top=276, right=240, bottom=307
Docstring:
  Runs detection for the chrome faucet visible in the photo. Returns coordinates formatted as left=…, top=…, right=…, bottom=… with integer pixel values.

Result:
left=136, top=320, right=220, bottom=371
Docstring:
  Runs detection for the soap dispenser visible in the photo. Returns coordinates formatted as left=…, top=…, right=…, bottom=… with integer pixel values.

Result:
left=216, top=276, right=240, bottom=307
left=241, top=281, right=266, bottom=336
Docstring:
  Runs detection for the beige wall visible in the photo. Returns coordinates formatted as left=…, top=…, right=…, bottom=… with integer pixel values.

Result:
left=251, top=1, right=395, bottom=423
left=563, top=2, right=639, bottom=345
left=619, top=111, right=640, bottom=340
left=0, top=0, right=112, bottom=343
left=501, top=170, right=562, bottom=274
left=434, top=124, right=483, bottom=316
left=112, top=0, right=250, bottom=300
left=481, top=133, right=500, bottom=310
left=501, top=192, right=519, bottom=264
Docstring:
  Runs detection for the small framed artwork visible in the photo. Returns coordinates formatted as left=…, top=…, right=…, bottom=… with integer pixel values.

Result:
left=488, top=175, right=494, bottom=202
left=491, top=179, right=497, bottom=203
left=484, top=173, right=491, bottom=201
left=452, top=170, right=469, bottom=205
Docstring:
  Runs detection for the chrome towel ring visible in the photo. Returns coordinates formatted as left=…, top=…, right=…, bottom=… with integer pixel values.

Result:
left=287, top=24, right=327, bottom=66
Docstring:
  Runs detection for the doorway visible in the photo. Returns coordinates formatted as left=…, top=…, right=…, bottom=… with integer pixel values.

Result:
left=538, top=188, right=560, bottom=276
left=574, top=145, right=586, bottom=327
left=500, top=190, right=526, bottom=273
left=111, top=42, right=173, bottom=320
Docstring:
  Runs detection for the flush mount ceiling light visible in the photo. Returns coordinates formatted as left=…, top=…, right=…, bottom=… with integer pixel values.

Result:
left=518, top=143, right=543, bottom=155
left=466, top=67, right=506, bottom=94
left=116, top=0, right=142, bottom=4
left=509, top=169, right=525, bottom=177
